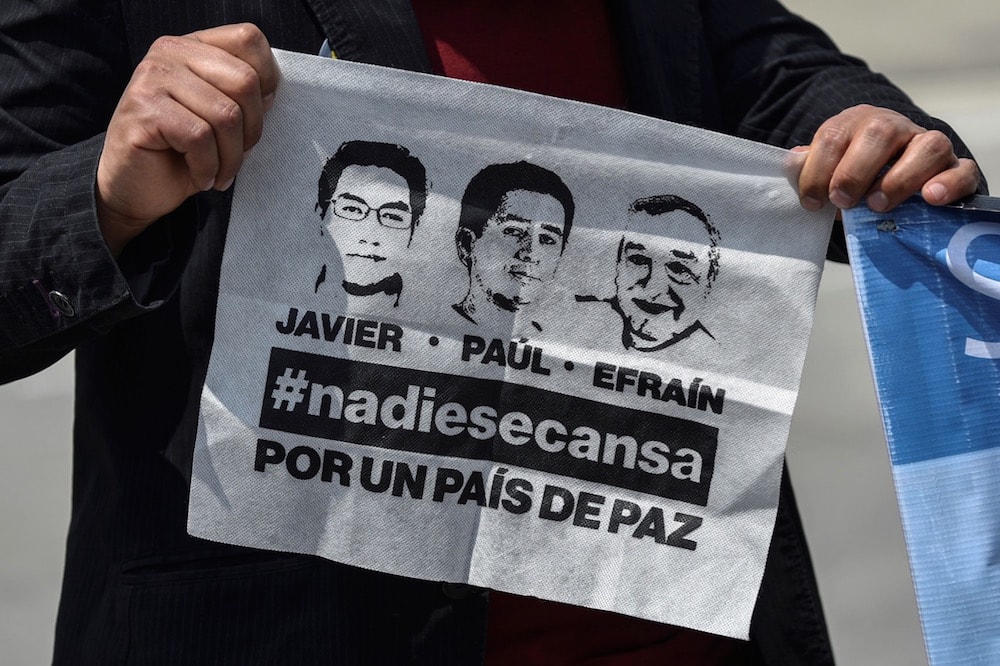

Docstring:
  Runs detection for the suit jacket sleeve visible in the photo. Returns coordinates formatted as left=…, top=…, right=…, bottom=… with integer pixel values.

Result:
left=0, top=0, right=197, bottom=382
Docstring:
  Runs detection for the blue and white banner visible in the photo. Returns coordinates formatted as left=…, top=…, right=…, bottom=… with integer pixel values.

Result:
left=845, top=196, right=1000, bottom=665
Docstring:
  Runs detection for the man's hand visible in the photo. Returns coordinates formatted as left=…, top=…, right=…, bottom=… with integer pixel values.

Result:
left=794, top=104, right=980, bottom=213
left=96, top=23, right=279, bottom=255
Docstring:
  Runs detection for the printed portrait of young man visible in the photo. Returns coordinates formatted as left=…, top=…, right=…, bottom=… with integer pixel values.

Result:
left=453, top=161, right=575, bottom=331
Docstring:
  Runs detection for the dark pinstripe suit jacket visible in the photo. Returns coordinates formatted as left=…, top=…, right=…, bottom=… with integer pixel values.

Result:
left=0, top=1, right=981, bottom=663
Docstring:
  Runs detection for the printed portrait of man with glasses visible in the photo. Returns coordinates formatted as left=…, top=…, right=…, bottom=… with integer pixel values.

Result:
left=315, top=140, right=427, bottom=306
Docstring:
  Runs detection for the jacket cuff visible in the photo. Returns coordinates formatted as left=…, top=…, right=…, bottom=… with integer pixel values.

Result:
left=0, top=134, right=196, bottom=353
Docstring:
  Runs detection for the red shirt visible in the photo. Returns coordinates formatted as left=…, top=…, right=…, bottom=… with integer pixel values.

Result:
left=411, top=0, right=627, bottom=109
left=409, top=2, right=758, bottom=663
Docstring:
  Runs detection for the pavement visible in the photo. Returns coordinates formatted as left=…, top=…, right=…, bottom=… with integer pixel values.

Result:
left=1, top=3, right=998, bottom=663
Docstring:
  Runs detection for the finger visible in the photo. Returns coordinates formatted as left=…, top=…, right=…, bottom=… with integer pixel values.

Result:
left=864, top=130, right=956, bottom=211
left=114, top=61, right=222, bottom=192
left=165, top=71, right=247, bottom=191
left=827, top=112, right=919, bottom=209
left=922, top=158, right=981, bottom=206
left=154, top=101, right=223, bottom=193
left=784, top=145, right=809, bottom=181
left=113, top=97, right=220, bottom=194
left=798, top=118, right=853, bottom=211
left=150, top=32, right=269, bottom=155
left=187, top=51, right=266, bottom=155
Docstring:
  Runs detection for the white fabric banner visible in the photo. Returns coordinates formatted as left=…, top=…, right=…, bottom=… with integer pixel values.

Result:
left=188, top=49, right=833, bottom=639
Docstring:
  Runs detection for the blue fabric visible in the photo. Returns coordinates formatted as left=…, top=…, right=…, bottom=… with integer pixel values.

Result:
left=845, top=197, right=1000, bottom=665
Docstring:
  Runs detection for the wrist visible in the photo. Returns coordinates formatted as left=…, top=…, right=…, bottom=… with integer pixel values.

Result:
left=95, top=190, right=153, bottom=258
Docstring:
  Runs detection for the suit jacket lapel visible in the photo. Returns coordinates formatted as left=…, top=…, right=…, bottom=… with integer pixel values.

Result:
left=302, top=0, right=432, bottom=71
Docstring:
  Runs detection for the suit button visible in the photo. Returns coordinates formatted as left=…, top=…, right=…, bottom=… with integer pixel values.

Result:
left=48, top=290, right=75, bottom=317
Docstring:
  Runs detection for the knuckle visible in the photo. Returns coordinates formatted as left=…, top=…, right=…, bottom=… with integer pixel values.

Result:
left=132, top=58, right=155, bottom=79
left=859, top=115, right=904, bottom=146
left=233, top=64, right=261, bottom=96
left=122, top=122, right=156, bottom=151
left=131, top=58, right=169, bottom=85
left=150, top=34, right=186, bottom=55
left=232, top=23, right=266, bottom=51
left=185, top=119, right=214, bottom=148
left=814, top=124, right=851, bottom=151
left=958, top=157, right=980, bottom=177
left=841, top=104, right=872, bottom=124
left=915, top=130, right=954, bottom=161
left=118, top=76, right=166, bottom=120
left=127, top=87, right=159, bottom=116
left=215, top=100, right=244, bottom=130
left=958, top=158, right=982, bottom=187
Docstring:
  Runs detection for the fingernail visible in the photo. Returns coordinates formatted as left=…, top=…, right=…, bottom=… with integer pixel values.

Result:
left=868, top=190, right=890, bottom=212
left=201, top=178, right=215, bottom=192
left=926, top=182, right=947, bottom=203
left=830, top=188, right=854, bottom=209
left=790, top=145, right=810, bottom=154
left=801, top=196, right=823, bottom=212
left=216, top=176, right=235, bottom=191
left=263, top=93, right=275, bottom=112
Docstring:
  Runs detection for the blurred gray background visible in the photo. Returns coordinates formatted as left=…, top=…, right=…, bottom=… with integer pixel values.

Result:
left=1, top=2, right=997, bottom=663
